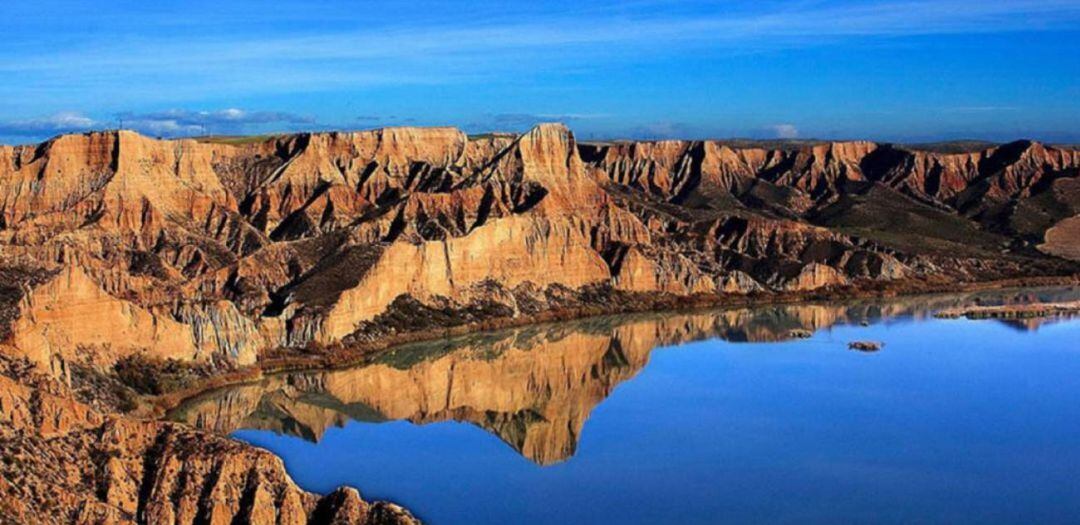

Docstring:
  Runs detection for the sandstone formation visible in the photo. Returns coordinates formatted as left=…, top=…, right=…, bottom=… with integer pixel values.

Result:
left=0, top=354, right=417, bottom=524
left=1, top=124, right=1079, bottom=524
left=1, top=126, right=1077, bottom=376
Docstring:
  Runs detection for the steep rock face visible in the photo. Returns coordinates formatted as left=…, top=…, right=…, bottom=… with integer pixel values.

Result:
left=10, top=265, right=201, bottom=369
left=1, top=125, right=1078, bottom=374
left=777, top=262, right=849, bottom=291
left=309, top=215, right=610, bottom=343
left=582, top=140, right=876, bottom=204
left=0, top=355, right=417, bottom=524
left=584, top=138, right=1080, bottom=211
left=239, top=127, right=475, bottom=235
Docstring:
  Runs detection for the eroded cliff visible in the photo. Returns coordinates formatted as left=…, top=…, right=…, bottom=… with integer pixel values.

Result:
left=2, top=125, right=1077, bottom=377
left=0, top=354, right=417, bottom=524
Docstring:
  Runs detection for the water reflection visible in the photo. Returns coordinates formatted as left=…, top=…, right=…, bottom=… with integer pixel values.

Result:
left=169, top=287, right=1079, bottom=466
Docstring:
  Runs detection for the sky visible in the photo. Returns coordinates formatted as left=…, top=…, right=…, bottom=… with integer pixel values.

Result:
left=0, top=0, right=1078, bottom=144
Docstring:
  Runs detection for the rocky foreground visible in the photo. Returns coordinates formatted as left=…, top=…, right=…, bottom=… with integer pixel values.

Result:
left=0, top=354, right=418, bottom=524
left=0, top=124, right=1079, bottom=522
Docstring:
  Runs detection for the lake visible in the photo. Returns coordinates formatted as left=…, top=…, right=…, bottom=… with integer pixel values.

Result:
left=169, top=288, right=1080, bottom=524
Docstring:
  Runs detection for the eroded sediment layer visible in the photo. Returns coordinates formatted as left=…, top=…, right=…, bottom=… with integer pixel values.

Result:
left=0, top=355, right=417, bottom=524
left=1, top=126, right=1078, bottom=374
left=2, top=124, right=1079, bottom=523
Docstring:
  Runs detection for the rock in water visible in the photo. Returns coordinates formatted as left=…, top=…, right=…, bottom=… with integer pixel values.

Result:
left=848, top=341, right=884, bottom=352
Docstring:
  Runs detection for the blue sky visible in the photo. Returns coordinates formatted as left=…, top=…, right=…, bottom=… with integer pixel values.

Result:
left=1, top=0, right=1078, bottom=144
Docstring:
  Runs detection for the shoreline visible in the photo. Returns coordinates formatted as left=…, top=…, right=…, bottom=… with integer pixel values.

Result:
left=142, top=273, right=1080, bottom=420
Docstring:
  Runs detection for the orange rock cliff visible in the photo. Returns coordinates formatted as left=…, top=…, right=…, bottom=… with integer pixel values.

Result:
left=0, top=123, right=1078, bottom=523
left=1, top=125, right=1077, bottom=373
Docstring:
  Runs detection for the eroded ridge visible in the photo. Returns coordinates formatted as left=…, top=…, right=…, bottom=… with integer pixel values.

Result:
left=1, top=126, right=1078, bottom=378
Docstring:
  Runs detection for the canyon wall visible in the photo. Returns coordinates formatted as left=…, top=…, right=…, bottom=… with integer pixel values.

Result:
left=1, top=126, right=1078, bottom=373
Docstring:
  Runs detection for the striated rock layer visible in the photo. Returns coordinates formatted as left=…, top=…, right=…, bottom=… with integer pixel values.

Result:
left=1, top=125, right=1078, bottom=375
left=1, top=118, right=1076, bottom=525
left=0, top=354, right=417, bottom=524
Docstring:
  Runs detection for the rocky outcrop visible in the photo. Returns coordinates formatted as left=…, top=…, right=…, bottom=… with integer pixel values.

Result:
left=10, top=265, right=201, bottom=369
left=0, top=355, right=417, bottom=524
left=1, top=125, right=1078, bottom=375
left=583, top=138, right=1080, bottom=210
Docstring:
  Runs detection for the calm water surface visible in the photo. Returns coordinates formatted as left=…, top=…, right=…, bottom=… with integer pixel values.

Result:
left=170, top=288, right=1080, bottom=524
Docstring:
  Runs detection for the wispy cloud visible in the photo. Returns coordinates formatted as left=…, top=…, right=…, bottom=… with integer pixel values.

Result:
left=464, top=113, right=608, bottom=133
left=0, top=112, right=98, bottom=137
left=0, top=0, right=1076, bottom=142
left=626, top=121, right=702, bottom=140
left=0, top=108, right=315, bottom=139
left=114, top=109, right=315, bottom=136
left=353, top=115, right=418, bottom=126
left=1, top=0, right=1077, bottom=99
left=769, top=124, right=800, bottom=139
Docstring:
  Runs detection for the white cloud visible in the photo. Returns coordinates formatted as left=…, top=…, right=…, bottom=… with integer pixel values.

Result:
left=115, top=109, right=316, bottom=137
left=627, top=121, right=700, bottom=140
left=0, top=112, right=99, bottom=136
left=770, top=124, right=800, bottom=139
left=0, top=108, right=316, bottom=140
left=463, top=113, right=608, bottom=133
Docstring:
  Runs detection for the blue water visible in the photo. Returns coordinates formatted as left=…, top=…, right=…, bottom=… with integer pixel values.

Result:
left=179, top=294, right=1080, bottom=524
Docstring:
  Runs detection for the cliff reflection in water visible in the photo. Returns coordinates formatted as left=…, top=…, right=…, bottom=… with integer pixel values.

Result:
left=169, top=287, right=1079, bottom=465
